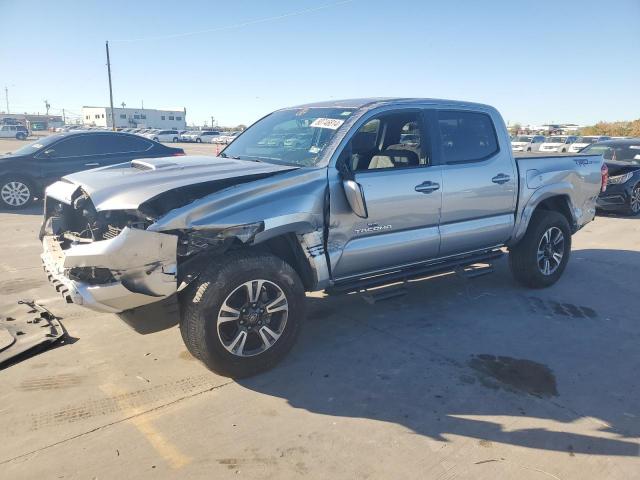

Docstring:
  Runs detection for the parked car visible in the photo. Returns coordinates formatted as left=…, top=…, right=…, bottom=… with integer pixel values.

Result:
left=144, top=129, right=180, bottom=143
left=188, top=130, right=222, bottom=143
left=0, top=131, right=185, bottom=209
left=583, top=138, right=640, bottom=215
left=0, top=124, right=29, bottom=140
left=511, top=135, right=545, bottom=152
left=539, top=135, right=578, bottom=153
left=567, top=136, right=611, bottom=153
left=212, top=131, right=241, bottom=145
left=39, top=98, right=604, bottom=377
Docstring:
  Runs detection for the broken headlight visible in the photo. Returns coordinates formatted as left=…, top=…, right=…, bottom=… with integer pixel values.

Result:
left=177, top=222, right=264, bottom=257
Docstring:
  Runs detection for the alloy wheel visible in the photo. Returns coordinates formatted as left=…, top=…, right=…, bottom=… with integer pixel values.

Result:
left=216, top=279, right=289, bottom=357
left=631, top=186, right=640, bottom=213
left=537, top=227, right=565, bottom=276
left=1, top=181, right=31, bottom=207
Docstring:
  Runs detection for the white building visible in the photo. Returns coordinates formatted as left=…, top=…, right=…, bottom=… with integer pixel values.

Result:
left=82, top=106, right=187, bottom=129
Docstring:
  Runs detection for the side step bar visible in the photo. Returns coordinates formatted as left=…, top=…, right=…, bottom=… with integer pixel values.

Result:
left=326, top=249, right=504, bottom=295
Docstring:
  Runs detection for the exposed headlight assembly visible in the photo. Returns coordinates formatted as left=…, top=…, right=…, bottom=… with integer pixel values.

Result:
left=607, top=172, right=633, bottom=185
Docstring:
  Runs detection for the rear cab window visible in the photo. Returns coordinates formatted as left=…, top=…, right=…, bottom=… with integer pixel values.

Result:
left=436, top=110, right=499, bottom=163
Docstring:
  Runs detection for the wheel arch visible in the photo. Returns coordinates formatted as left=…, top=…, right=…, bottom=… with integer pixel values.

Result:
left=510, top=191, right=577, bottom=247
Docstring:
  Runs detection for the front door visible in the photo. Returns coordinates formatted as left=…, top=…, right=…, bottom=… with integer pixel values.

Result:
left=328, top=109, right=442, bottom=280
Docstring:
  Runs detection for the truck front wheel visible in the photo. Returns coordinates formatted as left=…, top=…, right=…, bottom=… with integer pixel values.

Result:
left=509, top=211, right=571, bottom=288
left=180, top=251, right=305, bottom=377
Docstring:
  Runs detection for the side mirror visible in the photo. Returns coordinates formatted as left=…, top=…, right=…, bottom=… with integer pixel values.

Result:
left=343, top=179, right=368, bottom=218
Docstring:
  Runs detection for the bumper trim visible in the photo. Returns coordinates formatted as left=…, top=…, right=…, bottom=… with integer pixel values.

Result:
left=41, top=229, right=178, bottom=313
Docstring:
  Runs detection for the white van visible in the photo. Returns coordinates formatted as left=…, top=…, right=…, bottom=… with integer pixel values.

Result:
left=511, top=135, right=546, bottom=152
left=539, top=135, right=578, bottom=153
left=567, top=136, right=611, bottom=153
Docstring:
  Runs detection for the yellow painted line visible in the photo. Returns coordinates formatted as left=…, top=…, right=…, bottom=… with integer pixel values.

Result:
left=100, top=384, right=191, bottom=469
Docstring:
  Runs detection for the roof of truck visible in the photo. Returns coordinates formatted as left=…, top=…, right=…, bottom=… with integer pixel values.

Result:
left=290, top=97, right=495, bottom=111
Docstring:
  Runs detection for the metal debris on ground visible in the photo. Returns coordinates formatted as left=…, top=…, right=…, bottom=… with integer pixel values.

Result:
left=0, top=300, right=64, bottom=365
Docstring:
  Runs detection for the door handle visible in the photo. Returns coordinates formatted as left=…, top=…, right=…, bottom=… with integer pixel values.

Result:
left=84, top=163, right=100, bottom=167
left=414, top=181, right=440, bottom=194
left=492, top=173, right=511, bottom=184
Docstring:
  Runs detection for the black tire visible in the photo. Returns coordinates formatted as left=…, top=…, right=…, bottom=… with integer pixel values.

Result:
left=16, top=132, right=27, bottom=140
left=509, top=210, right=572, bottom=288
left=624, top=184, right=640, bottom=216
left=195, top=138, right=202, bottom=143
left=527, top=147, right=532, bottom=152
left=180, top=251, right=305, bottom=378
left=0, top=176, right=34, bottom=209
left=173, top=137, right=178, bottom=143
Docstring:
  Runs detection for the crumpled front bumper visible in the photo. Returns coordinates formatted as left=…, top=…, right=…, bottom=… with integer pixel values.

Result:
left=41, top=227, right=178, bottom=313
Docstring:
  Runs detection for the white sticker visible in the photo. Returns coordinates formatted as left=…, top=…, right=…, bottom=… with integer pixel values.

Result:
left=308, top=146, right=321, bottom=154
left=310, top=118, right=344, bottom=130
left=629, top=145, right=640, bottom=150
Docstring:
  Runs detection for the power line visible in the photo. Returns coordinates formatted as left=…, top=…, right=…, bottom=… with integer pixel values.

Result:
left=111, top=0, right=354, bottom=43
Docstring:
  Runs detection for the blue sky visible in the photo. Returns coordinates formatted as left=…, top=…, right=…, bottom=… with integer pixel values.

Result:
left=1, top=0, right=639, bottom=127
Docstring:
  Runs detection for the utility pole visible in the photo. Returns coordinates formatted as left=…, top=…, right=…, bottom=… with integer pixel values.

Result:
left=211, top=116, right=215, bottom=129
left=44, top=99, right=50, bottom=115
left=105, top=41, right=116, bottom=131
left=4, top=86, right=9, bottom=114
left=62, top=108, right=66, bottom=124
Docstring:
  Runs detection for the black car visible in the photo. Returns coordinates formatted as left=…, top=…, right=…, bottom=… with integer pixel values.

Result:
left=0, top=131, right=185, bottom=209
left=582, top=138, right=640, bottom=215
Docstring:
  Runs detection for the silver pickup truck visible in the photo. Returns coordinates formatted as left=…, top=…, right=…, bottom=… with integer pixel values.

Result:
left=40, top=98, right=606, bottom=377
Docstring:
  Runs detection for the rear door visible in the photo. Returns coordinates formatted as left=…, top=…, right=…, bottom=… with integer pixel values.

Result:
left=435, top=109, right=517, bottom=256
left=329, top=108, right=442, bottom=279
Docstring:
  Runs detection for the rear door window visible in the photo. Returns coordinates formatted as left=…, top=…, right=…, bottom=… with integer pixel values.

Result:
left=437, top=111, right=499, bottom=163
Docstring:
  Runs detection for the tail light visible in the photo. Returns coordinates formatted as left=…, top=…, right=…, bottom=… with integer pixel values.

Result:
left=172, top=151, right=186, bottom=156
left=600, top=162, right=608, bottom=193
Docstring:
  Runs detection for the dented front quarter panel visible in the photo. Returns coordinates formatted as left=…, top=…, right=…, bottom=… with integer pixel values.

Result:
left=148, top=167, right=328, bottom=242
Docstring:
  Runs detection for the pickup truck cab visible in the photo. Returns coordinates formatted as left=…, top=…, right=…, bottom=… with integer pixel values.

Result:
left=40, top=98, right=605, bottom=377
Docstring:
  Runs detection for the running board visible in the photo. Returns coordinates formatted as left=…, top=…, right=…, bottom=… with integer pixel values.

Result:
left=326, top=249, right=504, bottom=295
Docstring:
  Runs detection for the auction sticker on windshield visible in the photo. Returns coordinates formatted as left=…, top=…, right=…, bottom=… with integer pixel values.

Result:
left=310, top=118, right=344, bottom=130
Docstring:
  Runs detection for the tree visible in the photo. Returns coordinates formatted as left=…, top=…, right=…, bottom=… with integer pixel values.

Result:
left=580, top=119, right=639, bottom=137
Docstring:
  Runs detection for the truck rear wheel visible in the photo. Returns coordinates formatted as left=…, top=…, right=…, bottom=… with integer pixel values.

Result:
left=180, top=251, right=305, bottom=378
left=509, top=211, right=571, bottom=288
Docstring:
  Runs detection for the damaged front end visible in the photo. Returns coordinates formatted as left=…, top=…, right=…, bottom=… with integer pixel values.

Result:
left=40, top=187, right=178, bottom=313
left=40, top=184, right=266, bottom=314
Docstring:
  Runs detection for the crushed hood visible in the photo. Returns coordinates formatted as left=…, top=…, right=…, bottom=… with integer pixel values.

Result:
left=61, top=155, right=296, bottom=211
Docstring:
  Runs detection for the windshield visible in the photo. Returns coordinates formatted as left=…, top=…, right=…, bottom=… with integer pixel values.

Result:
left=582, top=144, right=640, bottom=163
left=221, top=107, right=355, bottom=166
left=546, top=136, right=566, bottom=143
left=10, top=134, right=63, bottom=156
left=512, top=136, right=532, bottom=142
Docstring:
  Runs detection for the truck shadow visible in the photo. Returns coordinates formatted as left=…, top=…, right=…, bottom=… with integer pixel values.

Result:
left=237, top=248, right=640, bottom=457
